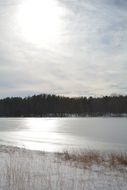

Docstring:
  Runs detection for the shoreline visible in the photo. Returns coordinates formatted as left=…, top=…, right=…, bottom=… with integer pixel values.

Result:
left=0, top=114, right=127, bottom=118
left=1, top=144, right=127, bottom=165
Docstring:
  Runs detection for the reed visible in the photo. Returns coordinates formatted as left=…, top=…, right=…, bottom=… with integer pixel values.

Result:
left=60, top=149, right=127, bottom=167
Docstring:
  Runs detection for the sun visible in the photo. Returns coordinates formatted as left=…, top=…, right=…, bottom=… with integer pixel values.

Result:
left=16, top=0, right=64, bottom=46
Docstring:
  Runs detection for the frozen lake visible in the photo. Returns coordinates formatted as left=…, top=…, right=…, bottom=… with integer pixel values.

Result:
left=0, top=117, right=127, bottom=152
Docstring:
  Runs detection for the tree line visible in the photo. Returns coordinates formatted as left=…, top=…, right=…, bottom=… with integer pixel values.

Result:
left=0, top=94, right=127, bottom=117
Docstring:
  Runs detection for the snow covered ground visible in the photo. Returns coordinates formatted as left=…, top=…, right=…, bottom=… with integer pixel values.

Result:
left=0, top=145, right=127, bottom=190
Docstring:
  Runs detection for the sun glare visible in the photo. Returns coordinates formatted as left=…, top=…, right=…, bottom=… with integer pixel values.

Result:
left=16, top=0, right=64, bottom=46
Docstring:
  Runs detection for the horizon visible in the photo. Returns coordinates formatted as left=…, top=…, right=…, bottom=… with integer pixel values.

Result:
left=0, top=92, right=127, bottom=100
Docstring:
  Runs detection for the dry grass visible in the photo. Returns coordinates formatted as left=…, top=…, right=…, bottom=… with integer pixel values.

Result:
left=59, top=149, right=127, bottom=168
left=61, top=150, right=103, bottom=167
left=0, top=146, right=127, bottom=190
left=108, top=153, right=127, bottom=166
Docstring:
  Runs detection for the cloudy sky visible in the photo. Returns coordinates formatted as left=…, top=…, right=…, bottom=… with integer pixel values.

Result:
left=0, top=0, right=127, bottom=98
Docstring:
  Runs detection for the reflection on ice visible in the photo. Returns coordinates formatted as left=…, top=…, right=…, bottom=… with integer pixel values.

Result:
left=0, top=118, right=127, bottom=152
left=25, top=118, right=58, bottom=132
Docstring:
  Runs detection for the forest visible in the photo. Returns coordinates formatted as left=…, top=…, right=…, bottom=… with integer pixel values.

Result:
left=0, top=94, right=127, bottom=117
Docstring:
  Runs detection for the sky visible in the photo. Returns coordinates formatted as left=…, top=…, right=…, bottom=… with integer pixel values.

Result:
left=0, top=0, right=127, bottom=98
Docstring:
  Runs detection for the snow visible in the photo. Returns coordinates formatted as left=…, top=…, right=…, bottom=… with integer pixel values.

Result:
left=0, top=145, right=127, bottom=190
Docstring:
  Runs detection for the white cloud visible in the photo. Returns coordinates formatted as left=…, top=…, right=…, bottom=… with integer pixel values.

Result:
left=0, top=0, right=127, bottom=98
